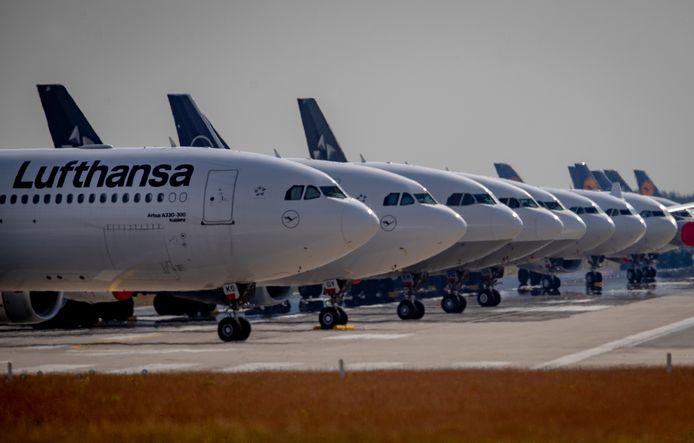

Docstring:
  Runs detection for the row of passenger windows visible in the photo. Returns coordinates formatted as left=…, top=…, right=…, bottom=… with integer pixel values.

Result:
left=383, top=192, right=437, bottom=206
left=284, top=185, right=347, bottom=201
left=445, top=193, right=496, bottom=207
left=498, top=197, right=538, bottom=209
left=0, top=192, right=187, bottom=205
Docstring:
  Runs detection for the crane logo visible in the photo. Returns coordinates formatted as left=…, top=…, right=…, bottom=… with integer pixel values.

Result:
left=281, top=210, right=300, bottom=229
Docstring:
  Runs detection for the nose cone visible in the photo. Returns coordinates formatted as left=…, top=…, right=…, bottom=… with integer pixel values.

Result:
left=534, top=209, right=564, bottom=241
left=556, top=211, right=587, bottom=240
left=427, top=206, right=468, bottom=246
left=491, top=206, right=524, bottom=241
left=578, top=214, right=615, bottom=253
left=341, top=199, right=380, bottom=248
left=644, top=216, right=678, bottom=251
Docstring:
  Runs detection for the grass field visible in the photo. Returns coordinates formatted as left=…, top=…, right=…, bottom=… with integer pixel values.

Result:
left=3, top=368, right=694, bottom=442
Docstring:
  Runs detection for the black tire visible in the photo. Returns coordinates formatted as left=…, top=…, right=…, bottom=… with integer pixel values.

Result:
left=336, top=307, right=349, bottom=325
left=541, top=276, right=553, bottom=291
left=627, top=269, right=635, bottom=283
left=413, top=300, right=425, bottom=319
left=217, top=317, right=241, bottom=342
left=585, top=272, right=594, bottom=285
left=552, top=275, right=561, bottom=290
left=319, top=307, right=339, bottom=329
left=518, top=268, right=530, bottom=286
left=457, top=294, right=467, bottom=312
left=237, top=317, right=251, bottom=341
left=477, top=290, right=492, bottom=307
left=491, top=289, right=501, bottom=307
left=397, top=300, right=415, bottom=320
left=441, top=294, right=462, bottom=313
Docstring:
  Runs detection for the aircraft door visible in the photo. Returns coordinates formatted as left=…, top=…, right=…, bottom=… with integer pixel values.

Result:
left=203, top=170, right=238, bottom=225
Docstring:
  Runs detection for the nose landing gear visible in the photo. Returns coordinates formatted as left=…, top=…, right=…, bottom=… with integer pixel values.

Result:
left=217, top=283, right=253, bottom=342
left=318, top=279, right=350, bottom=329
left=397, top=273, right=426, bottom=320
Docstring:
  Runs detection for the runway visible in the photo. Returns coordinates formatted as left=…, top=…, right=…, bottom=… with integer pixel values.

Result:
left=2, top=276, right=694, bottom=374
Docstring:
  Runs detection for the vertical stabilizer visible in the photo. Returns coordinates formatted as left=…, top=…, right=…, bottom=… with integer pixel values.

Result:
left=590, top=170, right=613, bottom=191
left=494, top=163, right=524, bottom=182
left=569, top=163, right=601, bottom=190
left=297, top=98, right=348, bottom=162
left=36, top=84, right=103, bottom=147
left=603, top=170, right=634, bottom=193
left=634, top=169, right=662, bottom=197
left=167, top=94, right=229, bottom=149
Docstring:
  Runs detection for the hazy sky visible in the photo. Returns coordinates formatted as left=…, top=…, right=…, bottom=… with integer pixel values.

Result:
left=1, top=0, right=693, bottom=192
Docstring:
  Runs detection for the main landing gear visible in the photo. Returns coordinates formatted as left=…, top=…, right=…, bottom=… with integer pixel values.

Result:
left=397, top=273, right=426, bottom=320
left=217, top=283, right=252, bottom=342
left=627, top=254, right=658, bottom=289
left=317, top=279, right=350, bottom=329
left=585, top=256, right=604, bottom=295
left=471, top=267, right=503, bottom=307
left=440, top=271, right=467, bottom=313
left=517, top=269, right=561, bottom=296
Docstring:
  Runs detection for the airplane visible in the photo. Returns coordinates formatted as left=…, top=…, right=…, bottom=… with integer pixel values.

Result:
left=570, top=163, right=678, bottom=287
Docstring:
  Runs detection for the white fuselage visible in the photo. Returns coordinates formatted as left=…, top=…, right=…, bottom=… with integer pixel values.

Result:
left=0, top=147, right=379, bottom=292
left=610, top=193, right=677, bottom=256
left=362, top=162, right=523, bottom=273
left=261, top=159, right=467, bottom=285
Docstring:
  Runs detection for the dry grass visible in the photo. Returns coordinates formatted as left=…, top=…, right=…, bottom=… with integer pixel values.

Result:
left=3, top=368, right=694, bottom=442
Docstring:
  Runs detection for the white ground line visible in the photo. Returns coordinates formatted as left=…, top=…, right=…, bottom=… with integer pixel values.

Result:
left=323, top=333, right=412, bottom=341
left=534, top=316, right=694, bottom=369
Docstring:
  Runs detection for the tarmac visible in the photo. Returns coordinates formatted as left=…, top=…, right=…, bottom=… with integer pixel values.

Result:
left=2, top=275, right=694, bottom=374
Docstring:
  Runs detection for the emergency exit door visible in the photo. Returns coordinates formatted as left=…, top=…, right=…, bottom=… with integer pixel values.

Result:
left=203, top=170, right=238, bottom=224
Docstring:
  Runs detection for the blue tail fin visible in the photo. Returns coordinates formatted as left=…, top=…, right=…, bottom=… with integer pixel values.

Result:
left=297, top=98, right=348, bottom=162
left=590, top=170, right=613, bottom=191
left=634, top=169, right=662, bottom=197
left=569, top=163, right=600, bottom=190
left=167, top=94, right=229, bottom=149
left=36, top=84, right=103, bottom=147
left=603, top=170, right=633, bottom=193
left=493, top=163, right=524, bottom=182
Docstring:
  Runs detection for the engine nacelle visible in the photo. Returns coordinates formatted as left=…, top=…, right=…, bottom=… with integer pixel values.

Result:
left=0, top=291, right=64, bottom=324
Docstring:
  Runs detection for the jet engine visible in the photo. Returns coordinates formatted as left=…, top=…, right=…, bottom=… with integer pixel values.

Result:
left=0, top=291, right=64, bottom=324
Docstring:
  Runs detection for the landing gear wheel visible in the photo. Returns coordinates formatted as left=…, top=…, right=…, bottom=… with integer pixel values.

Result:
left=491, top=289, right=501, bottom=307
left=237, top=317, right=251, bottom=341
left=441, top=294, right=463, bottom=313
left=412, top=300, right=425, bottom=320
left=477, top=290, right=493, bottom=307
left=542, top=276, right=553, bottom=292
left=319, top=307, right=339, bottom=330
left=336, top=307, right=348, bottom=325
left=397, top=300, right=415, bottom=320
left=217, top=317, right=241, bottom=342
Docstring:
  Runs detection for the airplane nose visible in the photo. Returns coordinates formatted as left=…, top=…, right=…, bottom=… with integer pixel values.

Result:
left=581, top=214, right=615, bottom=251
left=535, top=210, right=564, bottom=241
left=559, top=212, right=587, bottom=240
left=429, top=206, right=468, bottom=245
left=491, top=206, right=524, bottom=241
left=341, top=200, right=380, bottom=248
left=649, top=217, right=678, bottom=250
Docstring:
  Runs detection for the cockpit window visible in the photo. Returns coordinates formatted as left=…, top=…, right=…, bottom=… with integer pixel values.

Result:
left=605, top=208, right=619, bottom=217
left=570, top=206, right=584, bottom=214
left=475, top=193, right=496, bottom=205
left=446, top=193, right=462, bottom=206
left=620, top=208, right=633, bottom=216
left=584, top=206, right=599, bottom=214
left=320, top=186, right=346, bottom=199
left=461, top=193, right=475, bottom=206
left=651, top=210, right=665, bottom=217
left=519, top=198, right=539, bottom=208
left=672, top=209, right=693, bottom=220
left=384, top=193, right=400, bottom=206
left=400, top=193, right=415, bottom=206
left=285, top=185, right=304, bottom=201
left=304, top=185, right=321, bottom=200
left=500, top=197, right=520, bottom=208
left=414, top=193, right=437, bottom=205
left=543, top=201, right=564, bottom=211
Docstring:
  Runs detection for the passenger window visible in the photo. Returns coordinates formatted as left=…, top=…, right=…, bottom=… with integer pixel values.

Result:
left=43, top=194, right=51, bottom=204
left=67, top=194, right=73, bottom=204
left=21, top=195, right=28, bottom=204
left=145, top=193, right=153, bottom=203
left=134, top=193, right=141, bottom=203
left=157, top=193, right=164, bottom=203
left=383, top=193, right=400, bottom=206
left=446, top=193, right=462, bottom=206
left=10, top=195, right=17, bottom=204
left=0, top=195, right=5, bottom=204
left=304, top=185, right=321, bottom=200
left=400, top=193, right=415, bottom=206
left=55, top=194, right=62, bottom=204
left=111, top=194, right=118, bottom=203
left=88, top=193, right=96, bottom=203
left=123, top=193, right=130, bottom=203
left=32, top=195, right=40, bottom=204
left=284, top=185, right=304, bottom=201
left=100, top=193, right=107, bottom=203
left=77, top=194, right=84, bottom=204
left=460, top=193, right=475, bottom=206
